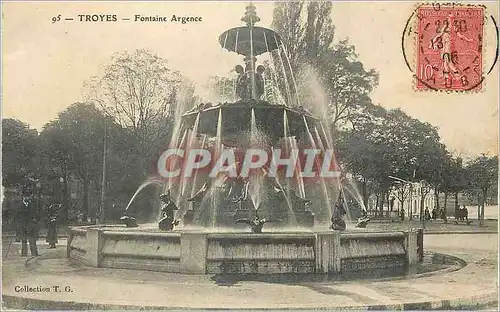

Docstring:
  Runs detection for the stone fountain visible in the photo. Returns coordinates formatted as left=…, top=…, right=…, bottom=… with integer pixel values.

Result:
left=68, top=4, right=423, bottom=275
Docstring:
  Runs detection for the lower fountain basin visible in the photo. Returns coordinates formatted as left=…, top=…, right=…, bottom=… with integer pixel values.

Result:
left=67, top=225, right=423, bottom=274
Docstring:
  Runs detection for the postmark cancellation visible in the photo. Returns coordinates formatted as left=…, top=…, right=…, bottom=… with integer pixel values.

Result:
left=412, top=3, right=487, bottom=92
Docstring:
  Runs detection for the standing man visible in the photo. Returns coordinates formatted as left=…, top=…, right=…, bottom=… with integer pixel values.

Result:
left=45, top=202, right=60, bottom=248
left=424, top=207, right=432, bottom=221
left=440, top=207, right=448, bottom=224
left=389, top=196, right=395, bottom=211
left=19, top=191, right=39, bottom=257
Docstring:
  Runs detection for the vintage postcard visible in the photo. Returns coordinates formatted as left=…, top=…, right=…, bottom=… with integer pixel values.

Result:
left=2, top=1, right=499, bottom=311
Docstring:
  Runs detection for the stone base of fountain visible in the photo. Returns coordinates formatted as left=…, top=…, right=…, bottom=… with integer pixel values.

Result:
left=67, top=226, right=423, bottom=274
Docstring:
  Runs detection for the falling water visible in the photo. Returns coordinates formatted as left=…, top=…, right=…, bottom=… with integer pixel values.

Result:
left=265, top=168, right=298, bottom=226
left=248, top=108, right=262, bottom=210
left=278, top=110, right=301, bottom=226
left=303, top=117, right=317, bottom=150
left=341, top=187, right=353, bottom=223
left=283, top=109, right=289, bottom=138
left=178, top=127, right=189, bottom=149
left=289, top=137, right=306, bottom=199
left=343, top=179, right=368, bottom=217
left=180, top=113, right=201, bottom=196
left=303, top=116, right=332, bottom=224
left=283, top=110, right=306, bottom=199
left=189, top=135, right=208, bottom=198
left=171, top=134, right=209, bottom=222
left=166, top=127, right=189, bottom=194
left=262, top=31, right=279, bottom=105
left=220, top=78, right=226, bottom=100
left=275, top=35, right=293, bottom=106
left=299, top=68, right=352, bottom=225
left=167, top=79, right=199, bottom=152
left=215, top=109, right=223, bottom=168
left=319, top=122, right=333, bottom=150
left=125, top=178, right=164, bottom=212
left=164, top=81, right=195, bottom=197
left=313, top=126, right=326, bottom=151
left=187, top=114, right=201, bottom=153
left=282, top=45, right=301, bottom=107
left=211, top=108, right=223, bottom=228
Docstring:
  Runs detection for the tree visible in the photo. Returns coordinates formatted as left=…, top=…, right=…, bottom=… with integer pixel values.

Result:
left=271, top=2, right=379, bottom=130
left=439, top=156, right=464, bottom=216
left=40, top=102, right=163, bottom=223
left=314, top=42, right=379, bottom=130
left=40, top=103, right=118, bottom=221
left=84, top=49, right=197, bottom=155
left=271, top=2, right=306, bottom=76
left=272, top=1, right=333, bottom=75
left=2, top=119, right=39, bottom=189
left=394, top=182, right=411, bottom=213
left=464, top=155, right=498, bottom=226
left=336, top=107, right=449, bottom=218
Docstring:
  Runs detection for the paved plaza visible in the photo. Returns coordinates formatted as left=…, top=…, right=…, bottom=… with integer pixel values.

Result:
left=2, top=232, right=498, bottom=310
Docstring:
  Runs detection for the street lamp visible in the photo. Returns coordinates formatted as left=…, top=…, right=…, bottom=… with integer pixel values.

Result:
left=59, top=176, right=64, bottom=201
left=419, top=182, right=426, bottom=230
left=98, top=118, right=108, bottom=225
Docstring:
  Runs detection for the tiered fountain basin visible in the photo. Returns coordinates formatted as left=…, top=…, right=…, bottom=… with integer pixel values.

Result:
left=67, top=226, right=423, bottom=275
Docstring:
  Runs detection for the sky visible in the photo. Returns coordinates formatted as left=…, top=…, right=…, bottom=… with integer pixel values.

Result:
left=2, top=1, right=499, bottom=158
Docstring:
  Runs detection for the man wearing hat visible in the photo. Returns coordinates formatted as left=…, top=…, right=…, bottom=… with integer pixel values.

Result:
left=45, top=202, right=60, bottom=248
left=19, top=191, right=39, bottom=257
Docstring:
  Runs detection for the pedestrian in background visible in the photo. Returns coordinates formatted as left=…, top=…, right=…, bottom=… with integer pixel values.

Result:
left=46, top=202, right=60, bottom=248
left=19, top=191, right=39, bottom=257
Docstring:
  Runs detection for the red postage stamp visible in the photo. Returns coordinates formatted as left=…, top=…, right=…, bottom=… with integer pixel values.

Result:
left=415, top=5, right=484, bottom=91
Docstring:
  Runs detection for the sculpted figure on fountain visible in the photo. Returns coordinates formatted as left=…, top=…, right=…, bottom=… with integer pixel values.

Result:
left=120, top=213, right=139, bottom=228
left=188, top=180, right=211, bottom=203
left=235, top=211, right=271, bottom=234
left=331, top=192, right=347, bottom=231
left=158, top=190, right=180, bottom=231
left=356, top=209, right=370, bottom=228
left=235, top=61, right=265, bottom=101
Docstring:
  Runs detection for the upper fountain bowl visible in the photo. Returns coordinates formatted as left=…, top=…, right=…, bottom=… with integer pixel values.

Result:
left=219, top=26, right=283, bottom=56
left=181, top=100, right=321, bottom=147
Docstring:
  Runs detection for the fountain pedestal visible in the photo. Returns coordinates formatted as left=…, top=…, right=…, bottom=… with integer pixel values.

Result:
left=180, top=233, right=208, bottom=274
left=68, top=226, right=423, bottom=274
left=315, top=232, right=341, bottom=273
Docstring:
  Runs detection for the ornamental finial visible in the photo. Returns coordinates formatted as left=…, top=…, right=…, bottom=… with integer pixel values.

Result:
left=241, top=3, right=260, bottom=27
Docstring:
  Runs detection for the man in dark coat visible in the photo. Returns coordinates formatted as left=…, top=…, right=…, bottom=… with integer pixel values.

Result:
left=424, top=207, right=432, bottom=221
left=45, top=203, right=60, bottom=248
left=18, top=194, right=39, bottom=257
